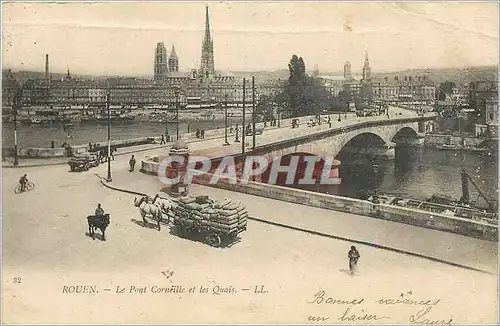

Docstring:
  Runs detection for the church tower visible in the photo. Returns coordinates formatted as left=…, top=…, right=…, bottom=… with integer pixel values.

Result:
left=154, top=42, right=168, bottom=81
left=168, top=45, right=179, bottom=72
left=343, top=61, right=352, bottom=80
left=362, top=51, right=371, bottom=82
left=200, top=6, right=215, bottom=80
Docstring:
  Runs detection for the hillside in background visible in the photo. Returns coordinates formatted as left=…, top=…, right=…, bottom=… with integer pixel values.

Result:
left=4, top=66, right=498, bottom=85
left=371, top=66, right=498, bottom=85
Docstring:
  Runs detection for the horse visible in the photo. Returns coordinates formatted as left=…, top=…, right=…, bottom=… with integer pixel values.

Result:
left=87, top=214, right=110, bottom=241
left=134, top=196, right=162, bottom=231
left=152, top=194, right=175, bottom=223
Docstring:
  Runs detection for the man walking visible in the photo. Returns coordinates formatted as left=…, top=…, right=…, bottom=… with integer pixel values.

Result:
left=129, top=155, right=136, bottom=172
left=348, top=245, right=360, bottom=275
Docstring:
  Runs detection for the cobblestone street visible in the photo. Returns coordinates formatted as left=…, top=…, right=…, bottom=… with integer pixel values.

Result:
left=2, top=155, right=497, bottom=324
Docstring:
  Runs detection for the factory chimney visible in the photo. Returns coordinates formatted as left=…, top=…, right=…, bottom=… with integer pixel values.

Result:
left=45, top=54, right=50, bottom=82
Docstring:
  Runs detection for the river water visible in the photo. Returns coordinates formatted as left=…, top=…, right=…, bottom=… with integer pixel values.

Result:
left=2, top=122, right=497, bottom=202
left=295, top=147, right=498, bottom=203
left=2, top=120, right=233, bottom=148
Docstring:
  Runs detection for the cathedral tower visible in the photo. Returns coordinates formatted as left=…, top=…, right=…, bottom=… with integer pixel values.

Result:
left=154, top=42, right=168, bottom=81
left=343, top=61, right=352, bottom=80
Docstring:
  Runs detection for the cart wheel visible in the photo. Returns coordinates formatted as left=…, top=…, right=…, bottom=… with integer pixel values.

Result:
left=84, top=163, right=90, bottom=171
left=207, top=233, right=222, bottom=247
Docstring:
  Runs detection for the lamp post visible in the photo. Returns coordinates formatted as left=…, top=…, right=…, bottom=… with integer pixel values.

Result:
left=165, top=102, right=169, bottom=142
left=63, top=123, right=74, bottom=157
left=277, top=103, right=281, bottom=128
left=252, top=76, right=256, bottom=151
left=223, top=93, right=229, bottom=146
left=175, top=86, right=180, bottom=140
left=241, top=78, right=246, bottom=162
left=12, top=87, right=21, bottom=166
left=106, top=91, right=112, bottom=182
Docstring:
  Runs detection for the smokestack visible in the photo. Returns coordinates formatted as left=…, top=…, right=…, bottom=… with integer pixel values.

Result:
left=45, top=54, right=49, bottom=81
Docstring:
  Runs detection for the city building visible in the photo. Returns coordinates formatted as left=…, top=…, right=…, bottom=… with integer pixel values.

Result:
left=371, top=76, right=436, bottom=103
left=469, top=81, right=498, bottom=137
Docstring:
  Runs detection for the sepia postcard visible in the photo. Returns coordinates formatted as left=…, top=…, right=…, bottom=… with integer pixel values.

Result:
left=1, top=1, right=498, bottom=324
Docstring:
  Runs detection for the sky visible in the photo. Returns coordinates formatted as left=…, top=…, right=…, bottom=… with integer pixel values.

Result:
left=2, top=1, right=499, bottom=76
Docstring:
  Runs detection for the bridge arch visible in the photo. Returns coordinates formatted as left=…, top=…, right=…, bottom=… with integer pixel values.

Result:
left=390, top=126, right=419, bottom=141
left=335, top=131, right=393, bottom=160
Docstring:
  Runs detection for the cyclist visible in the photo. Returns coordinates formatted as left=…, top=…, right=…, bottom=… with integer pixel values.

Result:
left=19, top=174, right=28, bottom=192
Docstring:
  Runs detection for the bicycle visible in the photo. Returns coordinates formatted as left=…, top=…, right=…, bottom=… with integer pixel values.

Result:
left=14, top=181, right=35, bottom=194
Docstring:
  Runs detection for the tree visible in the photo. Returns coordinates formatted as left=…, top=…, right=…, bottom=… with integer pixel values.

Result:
left=287, top=55, right=307, bottom=117
left=437, top=81, right=456, bottom=101
left=284, top=54, right=333, bottom=117
left=255, top=94, right=274, bottom=121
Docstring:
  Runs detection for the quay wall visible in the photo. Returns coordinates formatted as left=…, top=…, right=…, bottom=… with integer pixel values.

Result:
left=2, top=115, right=316, bottom=159
left=424, top=133, right=491, bottom=148
left=140, top=160, right=498, bottom=242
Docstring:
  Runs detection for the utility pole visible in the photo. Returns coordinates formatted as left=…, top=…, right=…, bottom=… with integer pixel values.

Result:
left=165, top=101, right=169, bottom=141
left=242, top=78, right=246, bottom=170
left=224, top=93, right=229, bottom=145
left=106, top=91, right=112, bottom=182
left=252, top=76, right=256, bottom=151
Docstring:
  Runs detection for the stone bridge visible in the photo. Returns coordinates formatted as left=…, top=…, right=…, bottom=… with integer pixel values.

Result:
left=141, top=111, right=436, bottom=185
left=247, top=115, right=434, bottom=164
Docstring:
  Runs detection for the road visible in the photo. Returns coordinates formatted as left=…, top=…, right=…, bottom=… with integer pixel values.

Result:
left=2, top=146, right=497, bottom=324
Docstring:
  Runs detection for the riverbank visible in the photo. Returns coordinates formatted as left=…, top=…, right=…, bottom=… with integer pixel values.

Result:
left=424, top=132, right=497, bottom=152
left=2, top=114, right=316, bottom=163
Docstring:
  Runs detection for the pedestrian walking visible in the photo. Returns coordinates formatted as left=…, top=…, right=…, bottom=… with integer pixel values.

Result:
left=129, top=155, right=136, bottom=172
left=160, top=134, right=165, bottom=144
left=348, top=246, right=360, bottom=275
left=201, top=129, right=205, bottom=139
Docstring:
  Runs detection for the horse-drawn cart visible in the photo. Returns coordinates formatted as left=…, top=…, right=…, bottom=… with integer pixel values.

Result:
left=167, top=195, right=248, bottom=247
left=68, top=153, right=100, bottom=172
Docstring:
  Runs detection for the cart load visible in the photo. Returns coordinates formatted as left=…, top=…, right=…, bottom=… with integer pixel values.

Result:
left=167, top=195, right=248, bottom=247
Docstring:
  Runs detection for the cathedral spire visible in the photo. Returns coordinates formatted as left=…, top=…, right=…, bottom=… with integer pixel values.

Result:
left=200, top=5, right=215, bottom=79
left=169, top=44, right=179, bottom=72
left=204, top=5, right=211, bottom=45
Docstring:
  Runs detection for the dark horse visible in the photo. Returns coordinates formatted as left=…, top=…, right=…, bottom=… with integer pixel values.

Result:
left=87, top=214, right=110, bottom=241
